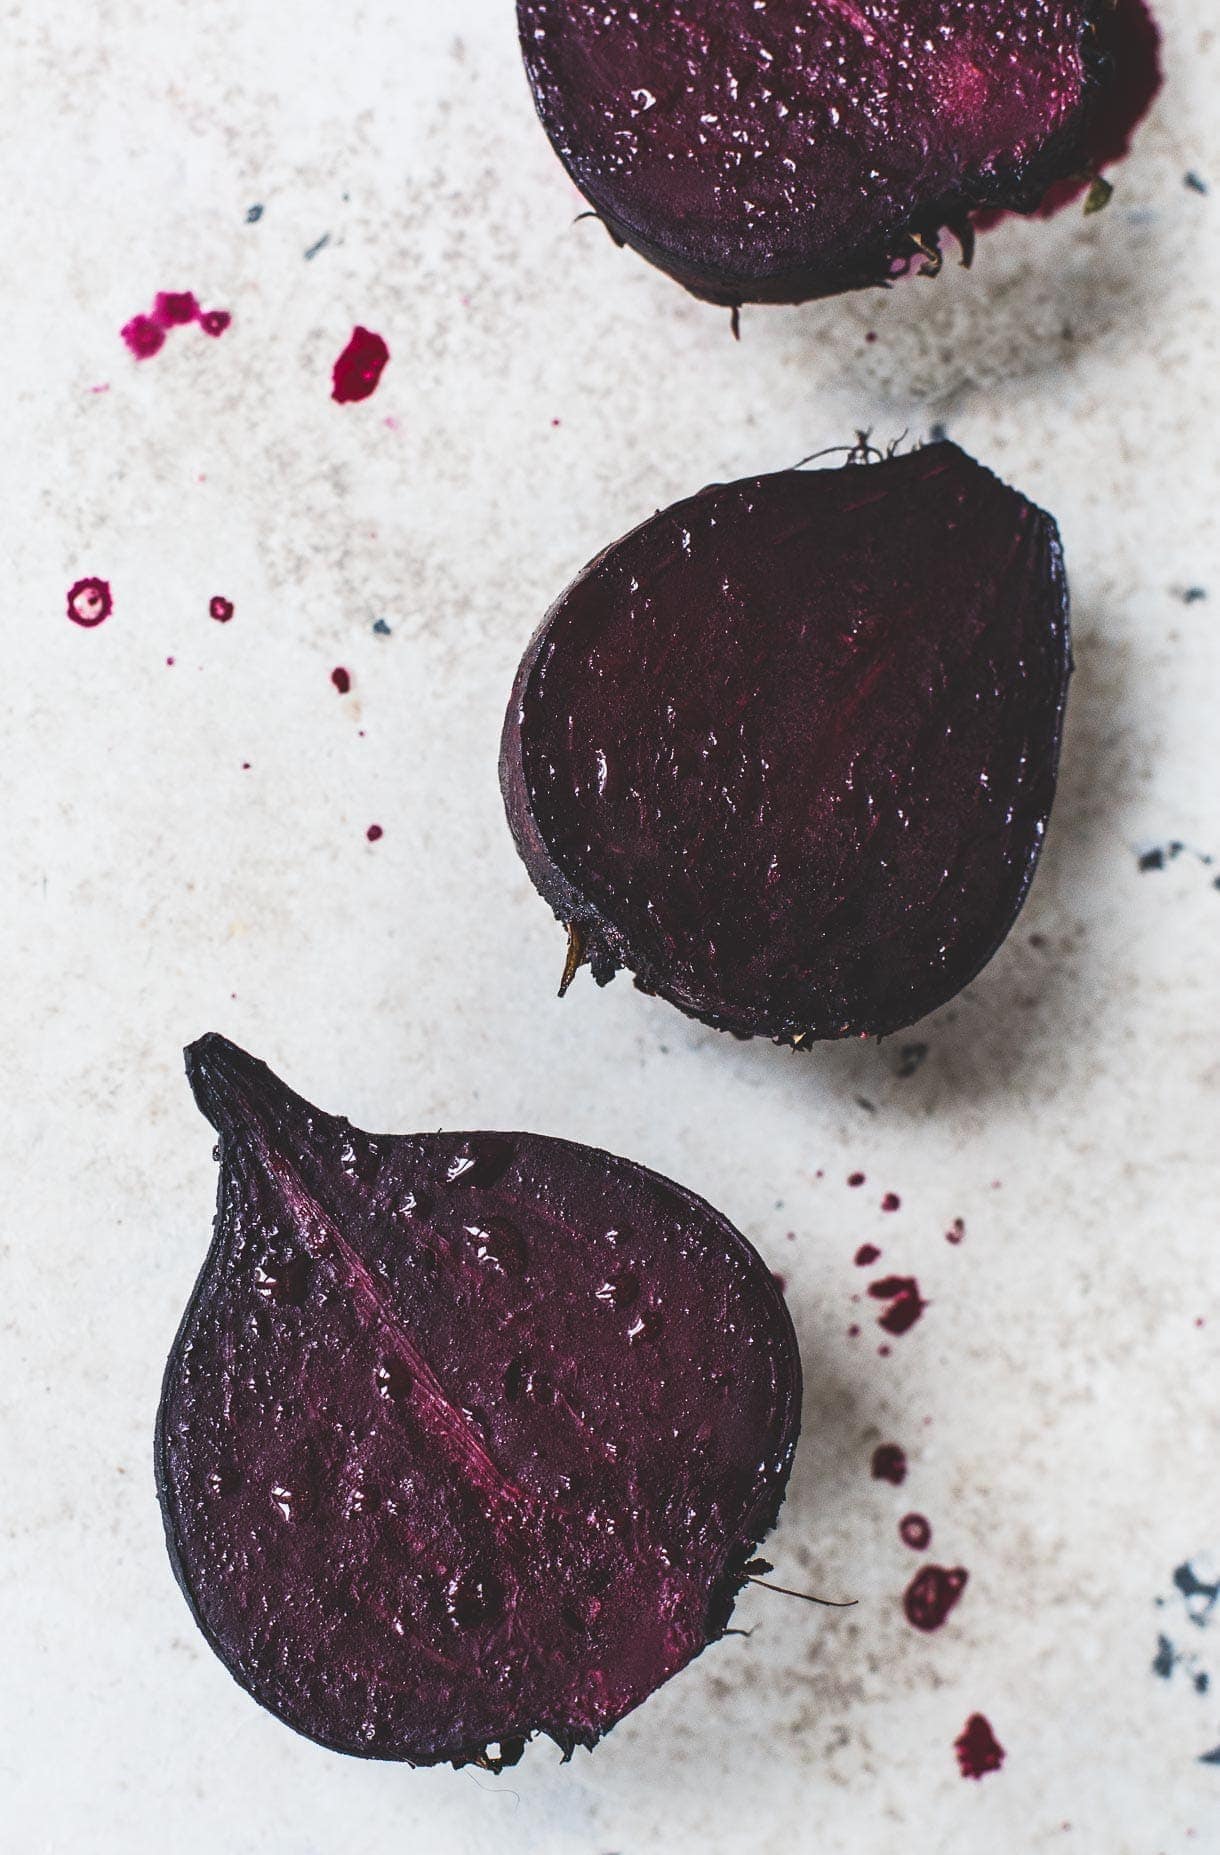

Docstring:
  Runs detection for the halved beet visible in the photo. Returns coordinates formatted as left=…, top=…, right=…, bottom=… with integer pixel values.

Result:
left=500, top=441, right=1070, bottom=1045
left=518, top=0, right=1108, bottom=305
left=155, top=1036, right=801, bottom=1765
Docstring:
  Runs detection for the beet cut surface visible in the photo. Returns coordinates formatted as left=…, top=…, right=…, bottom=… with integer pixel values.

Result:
left=156, top=1036, right=801, bottom=1765
left=518, top=0, right=1107, bottom=305
left=501, top=442, right=1070, bottom=1045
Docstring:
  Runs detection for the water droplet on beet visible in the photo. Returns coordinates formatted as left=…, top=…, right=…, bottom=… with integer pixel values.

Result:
left=253, top=1257, right=310, bottom=1306
left=376, top=1358, right=414, bottom=1403
left=501, top=443, right=1070, bottom=1045
left=465, top=1218, right=528, bottom=1274
left=448, top=1565, right=501, bottom=1626
left=443, top=1138, right=516, bottom=1189
left=626, top=1306, right=662, bottom=1345
left=595, top=1268, right=641, bottom=1309
left=518, top=0, right=1114, bottom=305
left=155, top=1035, right=801, bottom=1763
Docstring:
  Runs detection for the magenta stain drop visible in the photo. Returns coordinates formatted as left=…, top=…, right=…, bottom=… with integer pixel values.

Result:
left=210, top=597, right=234, bottom=624
left=900, top=1513, right=932, bottom=1551
left=366, top=824, right=384, bottom=842
left=904, top=1564, right=968, bottom=1631
left=153, top=291, right=201, bottom=328
left=66, top=577, right=112, bottom=629
left=871, top=1443, right=907, bottom=1486
left=847, top=1172, right=865, bottom=1188
left=946, top=1217, right=966, bottom=1244
left=868, top=1275, right=927, bottom=1336
left=122, top=293, right=230, bottom=358
left=122, top=315, right=166, bottom=360
left=332, top=667, right=352, bottom=694
left=332, top=327, right=390, bottom=404
left=881, top=1192, right=901, bottom=1213
left=855, top=1244, right=880, bottom=1267
left=955, top=1713, right=1005, bottom=1779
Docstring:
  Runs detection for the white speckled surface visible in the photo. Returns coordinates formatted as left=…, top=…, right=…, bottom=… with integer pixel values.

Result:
left=2, top=3, right=1218, bottom=1850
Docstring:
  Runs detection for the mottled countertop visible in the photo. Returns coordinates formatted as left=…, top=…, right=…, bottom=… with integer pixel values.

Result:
left=2, top=2, right=1218, bottom=1851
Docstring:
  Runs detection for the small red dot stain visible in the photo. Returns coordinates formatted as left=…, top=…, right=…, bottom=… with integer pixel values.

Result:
left=900, top=1513, right=932, bottom=1551
left=551, top=417, right=561, bottom=427
left=153, top=291, right=200, bottom=328
left=946, top=1217, right=966, bottom=1244
left=878, top=1343, right=891, bottom=1356
left=241, top=762, right=251, bottom=771
left=122, top=315, right=165, bottom=360
left=332, top=326, right=390, bottom=403
left=848, top=1172, right=866, bottom=1188
left=865, top=330, right=878, bottom=343
left=897, top=1565, right=964, bottom=1639
left=871, top=1444, right=907, bottom=1485
left=331, top=666, right=351, bottom=694
left=955, top=1713, right=1005, bottom=1780
left=166, top=656, right=176, bottom=666
left=855, top=1243, right=880, bottom=1267
left=209, top=596, right=234, bottom=623
left=200, top=309, right=231, bottom=338
left=868, top=1275, right=927, bottom=1335
left=847, top=1324, right=860, bottom=1337
left=1196, top=1318, right=1207, bottom=1329
left=904, top=1564, right=968, bottom=1631
left=366, top=824, right=384, bottom=842
left=881, top=1191, right=901, bottom=1212
left=67, top=577, right=112, bottom=628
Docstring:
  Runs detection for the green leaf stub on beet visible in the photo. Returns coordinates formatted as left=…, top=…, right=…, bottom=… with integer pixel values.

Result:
left=155, top=1036, right=801, bottom=1766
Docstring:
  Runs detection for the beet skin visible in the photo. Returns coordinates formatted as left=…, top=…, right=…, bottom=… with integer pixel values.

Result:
left=518, top=0, right=1110, bottom=305
left=155, top=1036, right=801, bottom=1766
left=500, top=441, right=1071, bottom=1045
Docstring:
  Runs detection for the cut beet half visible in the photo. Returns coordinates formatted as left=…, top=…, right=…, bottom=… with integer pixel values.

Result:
left=518, top=0, right=1111, bottom=306
left=155, top=1036, right=801, bottom=1766
left=500, top=441, right=1070, bottom=1045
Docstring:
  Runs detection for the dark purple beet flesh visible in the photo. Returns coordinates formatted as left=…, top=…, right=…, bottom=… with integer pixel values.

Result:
left=518, top=0, right=1110, bottom=306
left=500, top=442, right=1070, bottom=1045
left=155, top=1036, right=801, bottom=1766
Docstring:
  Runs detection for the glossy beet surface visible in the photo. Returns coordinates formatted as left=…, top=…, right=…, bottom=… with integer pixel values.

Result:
left=156, top=1037, right=801, bottom=1765
left=501, top=442, right=1070, bottom=1044
left=518, top=0, right=1106, bottom=305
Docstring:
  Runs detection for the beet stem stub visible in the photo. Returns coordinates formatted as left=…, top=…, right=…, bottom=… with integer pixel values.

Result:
left=499, top=442, right=1071, bottom=1046
left=517, top=0, right=1116, bottom=306
left=156, top=1036, right=802, bottom=1766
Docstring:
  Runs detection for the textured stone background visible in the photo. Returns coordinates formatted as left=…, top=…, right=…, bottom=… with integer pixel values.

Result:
left=1, top=3, right=1218, bottom=1851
